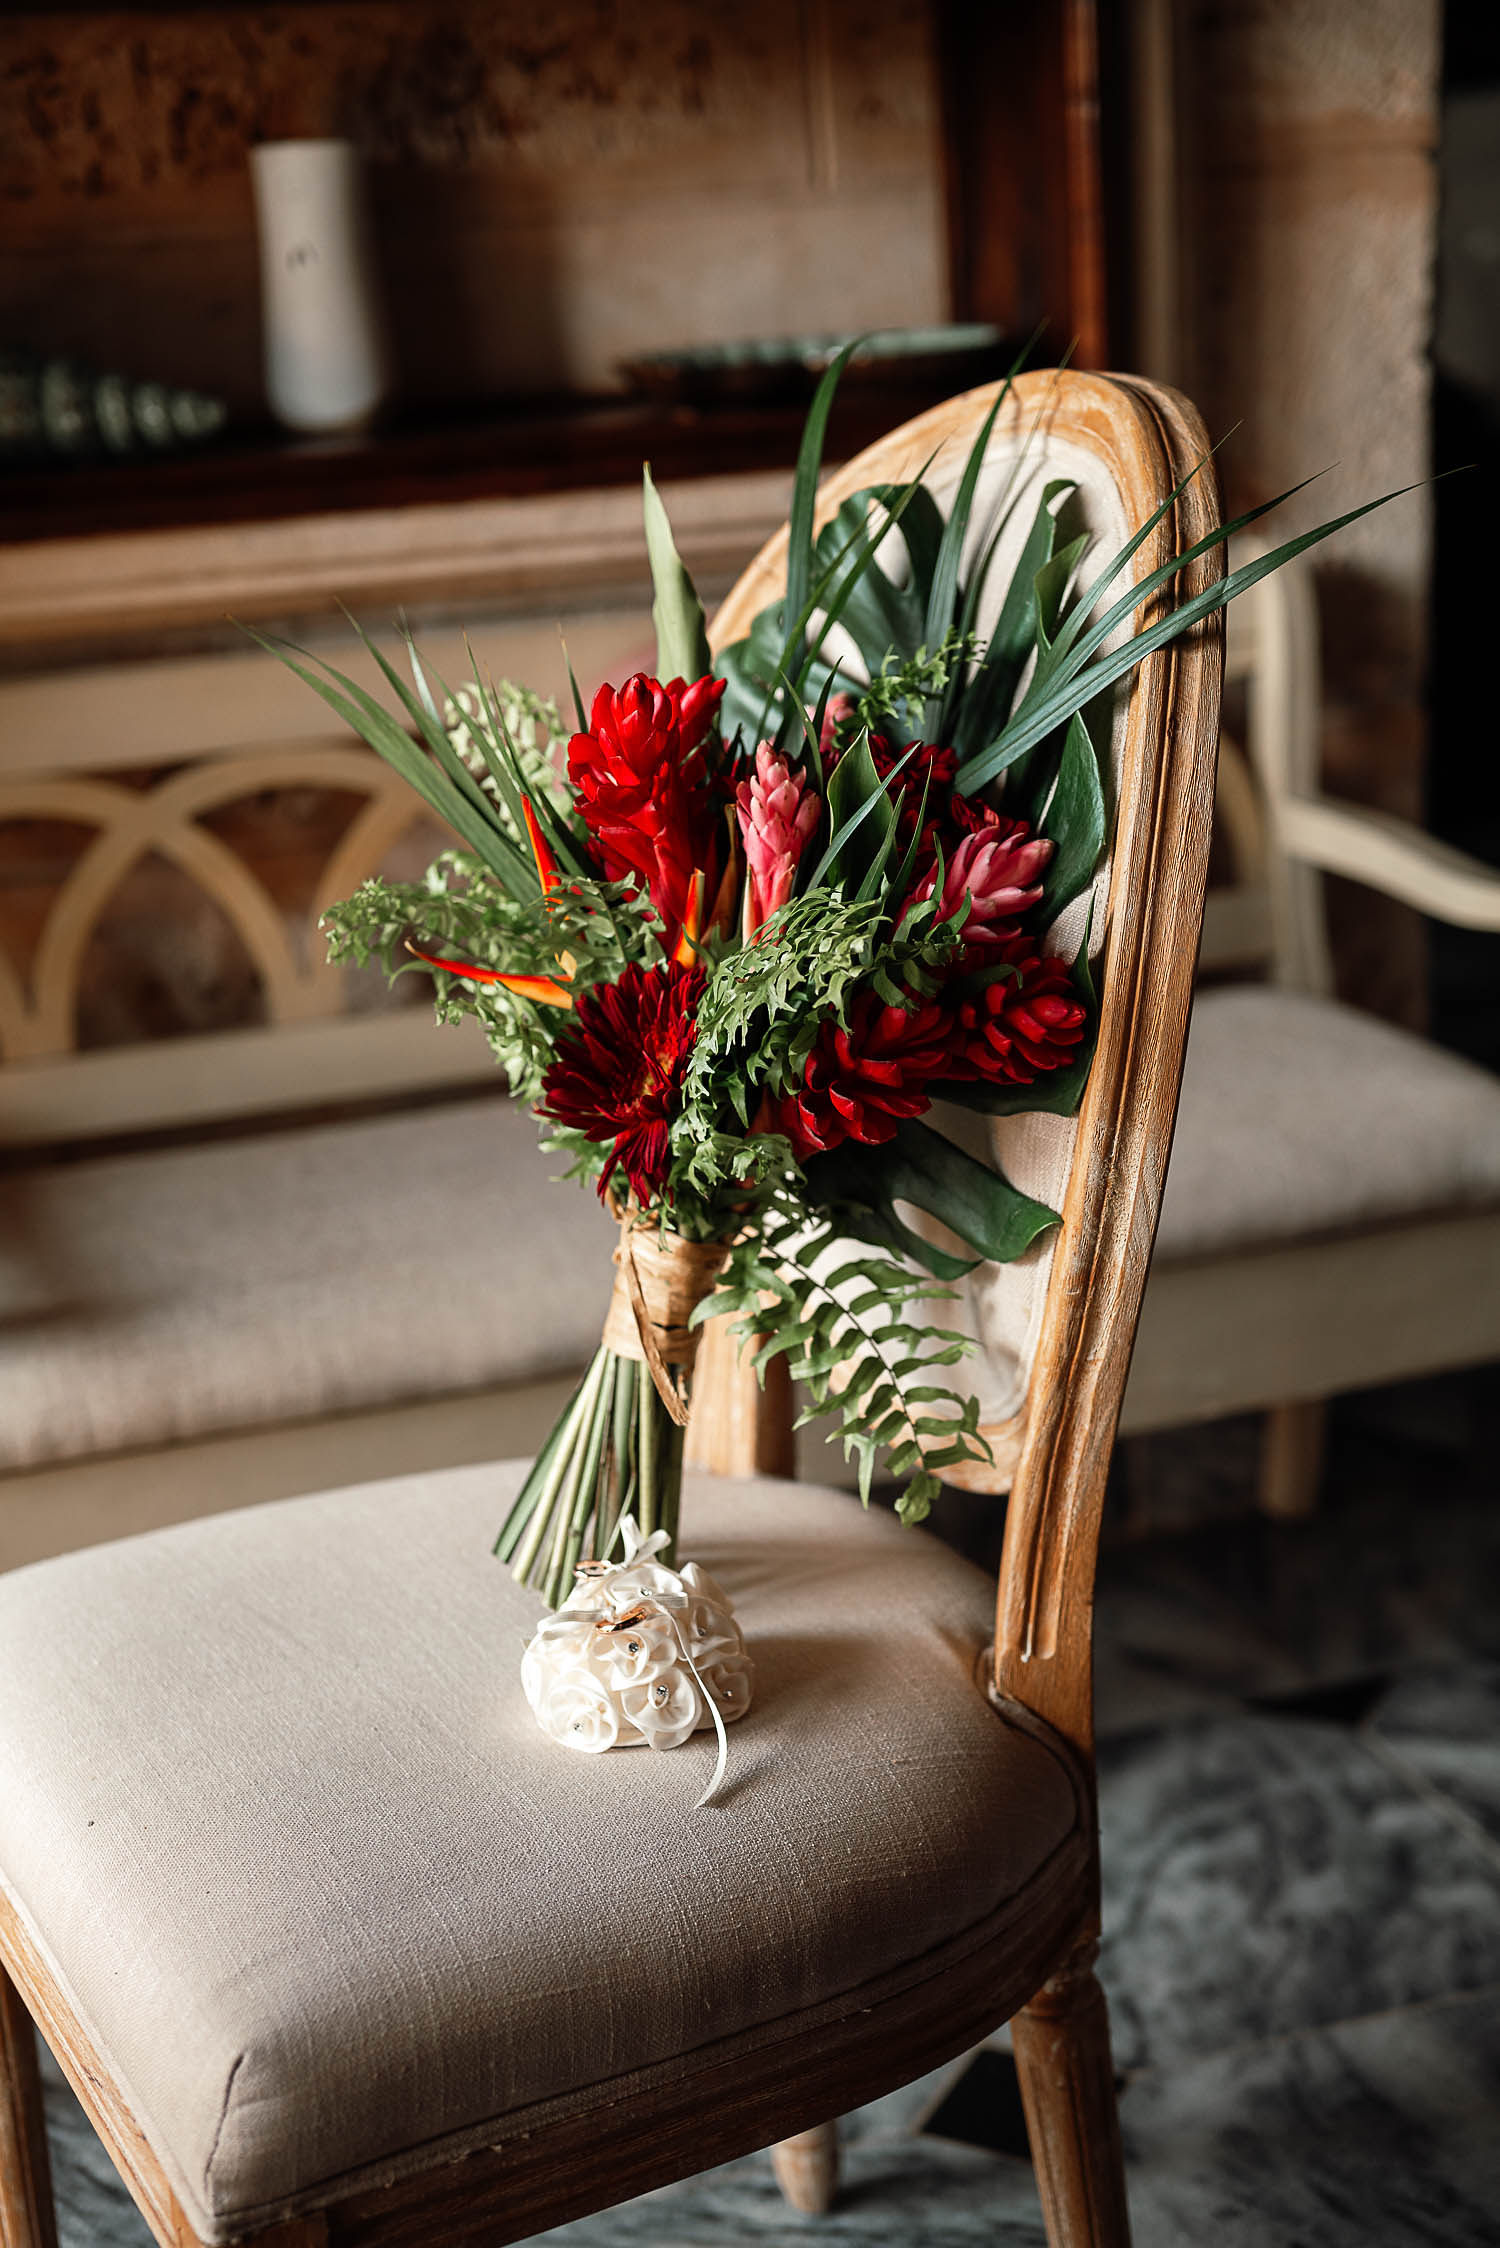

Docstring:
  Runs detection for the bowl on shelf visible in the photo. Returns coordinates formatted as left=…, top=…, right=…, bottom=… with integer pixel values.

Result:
left=615, top=324, right=1016, bottom=409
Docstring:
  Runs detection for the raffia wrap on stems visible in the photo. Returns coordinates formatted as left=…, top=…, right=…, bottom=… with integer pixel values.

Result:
left=603, top=1217, right=733, bottom=1426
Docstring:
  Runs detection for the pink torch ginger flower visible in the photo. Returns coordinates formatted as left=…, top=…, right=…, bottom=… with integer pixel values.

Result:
left=736, top=743, right=820, bottom=934
left=913, top=811, right=1054, bottom=958
left=819, top=692, right=857, bottom=757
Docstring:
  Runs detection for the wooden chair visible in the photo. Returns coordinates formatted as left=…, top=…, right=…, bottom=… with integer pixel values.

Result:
left=0, top=370, right=1223, bottom=2248
left=1118, top=543, right=1500, bottom=1515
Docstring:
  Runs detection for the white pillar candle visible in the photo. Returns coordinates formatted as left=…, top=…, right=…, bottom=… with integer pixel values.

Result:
left=250, top=139, right=389, bottom=435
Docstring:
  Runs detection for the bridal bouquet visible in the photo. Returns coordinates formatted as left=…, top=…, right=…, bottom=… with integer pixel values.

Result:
left=262, top=352, right=1389, bottom=1607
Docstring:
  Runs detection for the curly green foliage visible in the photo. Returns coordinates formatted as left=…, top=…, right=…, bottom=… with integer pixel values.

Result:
left=669, top=1120, right=797, bottom=1213
left=703, top=1199, right=991, bottom=1522
left=322, top=854, right=658, bottom=1104
left=679, top=893, right=878, bottom=1123
left=535, top=1115, right=618, bottom=1196
left=673, top=890, right=963, bottom=1188
left=846, top=630, right=982, bottom=745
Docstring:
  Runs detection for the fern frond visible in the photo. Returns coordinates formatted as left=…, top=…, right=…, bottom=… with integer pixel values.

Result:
left=704, top=1196, right=991, bottom=1521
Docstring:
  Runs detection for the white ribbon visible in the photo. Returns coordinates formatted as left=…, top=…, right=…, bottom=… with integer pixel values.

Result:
left=666, top=1609, right=732, bottom=1809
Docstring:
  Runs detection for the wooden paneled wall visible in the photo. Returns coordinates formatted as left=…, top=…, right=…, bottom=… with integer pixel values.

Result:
left=0, top=0, right=951, bottom=410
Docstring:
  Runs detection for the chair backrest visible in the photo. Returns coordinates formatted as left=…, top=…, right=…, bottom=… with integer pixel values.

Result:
left=1206, top=539, right=1334, bottom=997
left=706, top=370, right=1224, bottom=1760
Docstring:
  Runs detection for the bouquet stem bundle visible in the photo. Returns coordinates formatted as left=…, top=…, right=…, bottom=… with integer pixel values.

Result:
left=495, top=1218, right=730, bottom=1599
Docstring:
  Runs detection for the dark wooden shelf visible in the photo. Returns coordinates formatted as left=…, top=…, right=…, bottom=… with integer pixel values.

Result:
left=0, top=381, right=982, bottom=546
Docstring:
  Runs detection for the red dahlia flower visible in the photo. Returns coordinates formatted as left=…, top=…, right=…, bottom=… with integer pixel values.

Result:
left=943, top=940, right=1088, bottom=1085
left=774, top=990, right=952, bottom=1160
left=540, top=959, right=705, bottom=1205
left=869, top=735, right=958, bottom=797
left=567, top=673, right=727, bottom=955
left=909, top=809, right=1053, bottom=959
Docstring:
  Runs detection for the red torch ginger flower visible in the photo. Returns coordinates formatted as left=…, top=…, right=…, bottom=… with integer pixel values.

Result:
left=943, top=940, right=1088, bottom=1085
left=671, top=674, right=726, bottom=754
left=911, top=810, right=1053, bottom=959
left=540, top=959, right=705, bottom=1205
left=736, top=742, right=819, bottom=933
left=567, top=673, right=727, bottom=956
left=575, top=674, right=723, bottom=798
left=774, top=990, right=953, bottom=1160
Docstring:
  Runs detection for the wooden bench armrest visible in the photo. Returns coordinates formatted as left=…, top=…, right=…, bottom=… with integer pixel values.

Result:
left=1277, top=795, right=1500, bottom=932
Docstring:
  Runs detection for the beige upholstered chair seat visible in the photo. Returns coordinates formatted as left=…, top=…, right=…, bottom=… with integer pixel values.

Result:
left=0, top=1096, right=609, bottom=1472
left=1156, top=985, right=1500, bottom=1261
left=0, top=1466, right=1078, bottom=2244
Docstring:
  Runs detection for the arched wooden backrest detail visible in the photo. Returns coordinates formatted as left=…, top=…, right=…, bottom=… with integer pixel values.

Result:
left=0, top=744, right=422, bottom=1064
left=703, top=371, right=1225, bottom=1761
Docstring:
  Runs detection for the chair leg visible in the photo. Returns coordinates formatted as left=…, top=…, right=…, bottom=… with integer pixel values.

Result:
left=770, top=2121, right=839, bottom=2214
left=0, top=1963, right=58, bottom=2248
left=1257, top=1399, right=1326, bottom=1519
left=1012, top=1939, right=1131, bottom=2248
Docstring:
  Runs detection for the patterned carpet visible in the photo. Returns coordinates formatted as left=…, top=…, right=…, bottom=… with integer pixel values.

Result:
left=31, top=1376, right=1500, bottom=2247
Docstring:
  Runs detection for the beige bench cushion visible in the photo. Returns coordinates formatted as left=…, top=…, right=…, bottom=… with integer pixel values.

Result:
left=1157, top=986, right=1500, bottom=1261
left=0, top=1466, right=1075, bottom=2242
left=0, top=1096, right=609, bottom=1472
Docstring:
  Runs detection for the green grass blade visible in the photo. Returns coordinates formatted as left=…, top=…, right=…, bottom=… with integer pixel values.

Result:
left=643, top=463, right=711, bottom=683
left=997, top=529, right=1091, bottom=807
left=749, top=479, right=910, bottom=741
left=781, top=469, right=931, bottom=705
left=955, top=483, right=1414, bottom=794
left=244, top=629, right=531, bottom=883
left=561, top=636, right=590, bottom=734
left=347, top=625, right=550, bottom=892
left=340, top=614, right=516, bottom=844
left=354, top=618, right=472, bottom=764
left=791, top=467, right=940, bottom=698
left=1027, top=476, right=1338, bottom=721
left=1035, top=436, right=1258, bottom=682
left=731, top=460, right=941, bottom=747
left=922, top=390, right=1006, bottom=658
left=924, top=333, right=1045, bottom=716
left=811, top=484, right=942, bottom=674
left=465, top=647, right=594, bottom=882
left=773, top=663, right=836, bottom=793
left=852, top=803, right=903, bottom=905
left=885, top=770, right=936, bottom=905
left=951, top=478, right=1076, bottom=758
left=785, top=338, right=864, bottom=673
left=460, top=648, right=533, bottom=819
